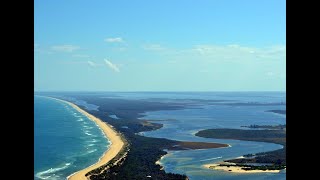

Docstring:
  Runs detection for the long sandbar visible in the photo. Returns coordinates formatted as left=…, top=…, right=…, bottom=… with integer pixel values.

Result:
left=203, top=163, right=280, bottom=173
left=47, top=97, right=125, bottom=180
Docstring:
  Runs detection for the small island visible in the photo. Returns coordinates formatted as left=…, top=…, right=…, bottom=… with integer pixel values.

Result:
left=196, top=125, right=286, bottom=173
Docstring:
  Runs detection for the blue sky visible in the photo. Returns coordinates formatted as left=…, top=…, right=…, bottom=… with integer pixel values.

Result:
left=34, top=0, right=286, bottom=91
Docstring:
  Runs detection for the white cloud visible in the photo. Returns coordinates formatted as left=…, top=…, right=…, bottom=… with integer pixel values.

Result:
left=192, top=44, right=286, bottom=62
left=104, top=37, right=124, bottom=43
left=194, top=44, right=255, bottom=55
left=87, top=61, right=98, bottom=67
left=51, top=45, right=80, bottom=52
left=104, top=59, right=120, bottom=72
left=143, top=44, right=165, bottom=51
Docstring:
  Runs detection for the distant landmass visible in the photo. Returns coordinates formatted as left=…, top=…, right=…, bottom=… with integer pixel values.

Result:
left=195, top=126, right=286, bottom=172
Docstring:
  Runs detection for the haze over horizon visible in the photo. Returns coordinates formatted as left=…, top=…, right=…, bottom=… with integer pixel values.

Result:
left=34, top=0, right=286, bottom=92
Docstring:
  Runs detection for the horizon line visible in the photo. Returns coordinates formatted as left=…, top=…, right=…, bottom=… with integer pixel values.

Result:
left=34, top=90, right=286, bottom=93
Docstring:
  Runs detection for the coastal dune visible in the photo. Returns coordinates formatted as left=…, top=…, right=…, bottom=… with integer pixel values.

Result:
left=49, top=97, right=124, bottom=180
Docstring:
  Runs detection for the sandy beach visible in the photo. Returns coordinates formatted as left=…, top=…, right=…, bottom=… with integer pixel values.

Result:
left=48, top=97, right=125, bottom=180
left=155, top=156, right=164, bottom=170
left=203, top=163, right=280, bottom=173
left=155, top=153, right=172, bottom=171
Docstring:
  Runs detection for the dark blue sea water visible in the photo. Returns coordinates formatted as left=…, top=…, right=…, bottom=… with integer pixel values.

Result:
left=34, top=96, right=109, bottom=180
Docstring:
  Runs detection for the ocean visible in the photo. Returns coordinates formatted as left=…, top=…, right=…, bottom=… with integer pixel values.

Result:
left=34, top=92, right=286, bottom=180
left=34, top=96, right=109, bottom=180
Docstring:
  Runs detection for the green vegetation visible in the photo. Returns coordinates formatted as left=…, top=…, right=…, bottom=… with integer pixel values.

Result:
left=64, top=96, right=224, bottom=180
left=195, top=128, right=285, bottom=143
left=86, top=135, right=130, bottom=178
left=195, top=126, right=286, bottom=169
left=86, top=117, right=225, bottom=179
left=85, top=111, right=190, bottom=179
left=218, top=164, right=286, bottom=171
left=172, top=141, right=228, bottom=150
left=241, top=124, right=286, bottom=130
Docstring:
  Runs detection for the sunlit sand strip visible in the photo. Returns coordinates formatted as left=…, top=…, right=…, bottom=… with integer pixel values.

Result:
left=203, top=163, right=280, bottom=173
left=46, top=97, right=124, bottom=180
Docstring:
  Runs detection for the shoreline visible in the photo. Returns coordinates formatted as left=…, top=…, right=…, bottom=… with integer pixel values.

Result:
left=203, top=163, right=281, bottom=173
left=155, top=154, right=167, bottom=171
left=46, top=96, right=125, bottom=180
left=155, top=143, right=231, bottom=171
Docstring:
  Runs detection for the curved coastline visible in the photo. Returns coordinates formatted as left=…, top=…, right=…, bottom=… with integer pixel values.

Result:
left=46, top=96, right=125, bottom=180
